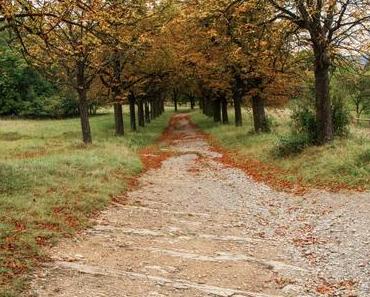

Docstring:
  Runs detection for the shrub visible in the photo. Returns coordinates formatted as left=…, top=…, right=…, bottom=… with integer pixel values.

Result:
left=357, top=149, right=370, bottom=165
left=290, top=96, right=350, bottom=144
left=291, top=107, right=317, bottom=142
left=332, top=95, right=351, bottom=137
left=274, top=133, right=311, bottom=157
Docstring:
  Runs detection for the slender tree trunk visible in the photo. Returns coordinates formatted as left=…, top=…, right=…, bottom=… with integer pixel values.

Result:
left=145, top=101, right=151, bottom=123
left=205, top=95, right=214, bottom=117
left=204, top=99, right=210, bottom=116
left=200, top=97, right=204, bottom=112
left=190, top=96, right=195, bottom=110
left=129, top=92, right=136, bottom=131
left=233, top=94, right=242, bottom=127
left=174, top=97, right=178, bottom=112
left=78, top=90, right=92, bottom=144
left=76, top=61, right=92, bottom=144
left=157, top=97, right=163, bottom=116
left=112, top=53, right=124, bottom=136
left=150, top=101, right=154, bottom=119
left=314, top=46, right=333, bottom=143
left=138, top=99, right=145, bottom=127
left=113, top=103, right=124, bottom=136
left=156, top=98, right=162, bottom=117
left=221, top=97, right=229, bottom=124
left=232, top=72, right=244, bottom=127
left=152, top=100, right=157, bottom=119
left=213, top=98, right=222, bottom=123
left=251, top=95, right=269, bottom=133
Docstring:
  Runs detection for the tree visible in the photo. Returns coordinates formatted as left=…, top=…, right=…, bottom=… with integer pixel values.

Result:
left=336, top=67, right=370, bottom=119
left=1, top=0, right=106, bottom=144
left=182, top=0, right=295, bottom=131
left=267, top=0, right=370, bottom=143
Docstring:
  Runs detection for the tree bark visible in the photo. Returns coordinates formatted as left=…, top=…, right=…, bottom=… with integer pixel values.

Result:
left=232, top=71, right=244, bottom=127
left=233, top=95, right=242, bottom=127
left=129, top=91, right=136, bottom=131
left=200, top=97, right=204, bottom=112
left=112, top=52, right=124, bottom=136
left=145, top=100, right=151, bottom=123
left=173, top=89, right=179, bottom=112
left=161, top=98, right=165, bottom=114
left=174, top=97, right=178, bottom=112
left=76, top=61, right=92, bottom=144
left=138, top=99, right=145, bottom=127
left=150, top=101, right=154, bottom=119
left=78, top=90, right=92, bottom=144
left=213, top=98, right=222, bottom=123
left=190, top=96, right=195, bottom=110
left=113, top=103, right=124, bottom=136
left=313, top=46, right=333, bottom=143
left=221, top=96, right=229, bottom=124
left=251, top=94, right=269, bottom=133
left=204, top=99, right=211, bottom=117
left=156, top=98, right=162, bottom=117
left=233, top=84, right=243, bottom=127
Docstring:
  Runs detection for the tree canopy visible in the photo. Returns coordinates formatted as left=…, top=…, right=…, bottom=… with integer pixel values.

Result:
left=1, top=0, right=369, bottom=143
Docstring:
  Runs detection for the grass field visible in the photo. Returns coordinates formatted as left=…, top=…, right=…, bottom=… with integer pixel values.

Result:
left=0, top=110, right=172, bottom=296
left=192, top=109, right=370, bottom=191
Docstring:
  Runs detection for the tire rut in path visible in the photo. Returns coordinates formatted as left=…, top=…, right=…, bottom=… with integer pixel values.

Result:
left=26, top=113, right=367, bottom=297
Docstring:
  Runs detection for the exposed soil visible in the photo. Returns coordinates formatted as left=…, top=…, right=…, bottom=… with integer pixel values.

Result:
left=25, top=114, right=370, bottom=297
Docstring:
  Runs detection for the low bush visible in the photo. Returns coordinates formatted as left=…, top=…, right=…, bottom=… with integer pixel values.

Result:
left=357, top=149, right=370, bottom=165
left=274, top=133, right=311, bottom=157
left=291, top=106, right=317, bottom=141
left=332, top=96, right=351, bottom=137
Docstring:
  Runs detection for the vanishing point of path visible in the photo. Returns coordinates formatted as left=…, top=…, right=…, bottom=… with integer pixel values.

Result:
left=27, top=114, right=370, bottom=297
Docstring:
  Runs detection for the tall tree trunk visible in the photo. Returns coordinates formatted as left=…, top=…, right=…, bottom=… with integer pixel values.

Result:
left=152, top=100, right=157, bottom=119
left=251, top=95, right=269, bottom=133
left=129, top=92, right=136, bottom=131
left=200, top=97, right=204, bottom=112
left=213, top=98, right=222, bottom=123
left=174, top=97, right=178, bottom=112
left=161, top=98, right=165, bottom=113
left=145, top=100, right=151, bottom=123
left=221, top=96, right=229, bottom=124
left=233, top=94, right=242, bottom=127
left=76, top=61, right=92, bottom=144
left=232, top=71, right=244, bottom=127
left=138, top=99, right=145, bottom=127
left=113, top=103, right=124, bottom=136
left=314, top=46, right=333, bottom=143
left=78, top=90, right=92, bottom=144
left=204, top=99, right=210, bottom=116
left=112, top=52, right=124, bottom=136
left=155, top=98, right=162, bottom=117
left=150, top=101, right=154, bottom=119
left=190, top=96, right=195, bottom=110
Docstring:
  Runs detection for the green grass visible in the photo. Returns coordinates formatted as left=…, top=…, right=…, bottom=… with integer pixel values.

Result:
left=191, top=109, right=370, bottom=190
left=0, top=110, right=172, bottom=296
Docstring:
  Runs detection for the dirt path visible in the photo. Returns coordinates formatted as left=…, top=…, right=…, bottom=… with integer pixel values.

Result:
left=27, top=114, right=369, bottom=297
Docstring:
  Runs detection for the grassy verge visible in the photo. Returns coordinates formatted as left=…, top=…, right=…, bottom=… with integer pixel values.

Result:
left=191, top=109, right=370, bottom=191
left=0, top=110, right=172, bottom=296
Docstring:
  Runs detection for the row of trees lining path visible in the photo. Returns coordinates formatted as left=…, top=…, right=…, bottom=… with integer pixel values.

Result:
left=1, top=1, right=369, bottom=144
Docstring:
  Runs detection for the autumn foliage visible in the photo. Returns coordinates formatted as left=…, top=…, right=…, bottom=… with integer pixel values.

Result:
left=1, top=0, right=370, bottom=142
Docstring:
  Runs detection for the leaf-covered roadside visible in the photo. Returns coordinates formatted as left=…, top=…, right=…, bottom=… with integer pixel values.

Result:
left=191, top=111, right=370, bottom=193
left=0, top=111, right=171, bottom=296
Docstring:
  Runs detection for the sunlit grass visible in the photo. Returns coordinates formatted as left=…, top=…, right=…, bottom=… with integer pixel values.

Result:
left=192, top=108, right=370, bottom=189
left=0, top=109, right=172, bottom=296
